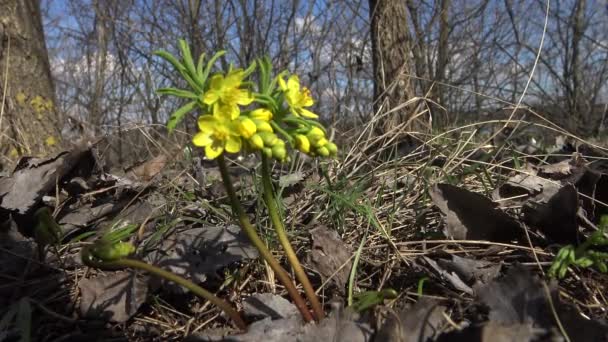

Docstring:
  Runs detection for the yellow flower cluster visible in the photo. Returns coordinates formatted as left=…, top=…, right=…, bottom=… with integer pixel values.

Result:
left=187, top=63, right=336, bottom=161
left=294, top=126, right=337, bottom=157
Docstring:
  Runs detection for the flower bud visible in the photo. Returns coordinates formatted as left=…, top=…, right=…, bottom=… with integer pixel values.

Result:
left=259, top=131, right=278, bottom=146
left=237, top=117, right=256, bottom=138
left=250, top=108, right=273, bottom=121
left=249, top=134, right=264, bottom=149
left=262, top=147, right=273, bottom=158
left=92, top=241, right=135, bottom=261
left=307, top=126, right=327, bottom=146
left=253, top=119, right=273, bottom=132
left=326, top=142, right=338, bottom=155
left=272, top=144, right=287, bottom=161
left=316, top=146, right=330, bottom=157
left=294, top=134, right=310, bottom=153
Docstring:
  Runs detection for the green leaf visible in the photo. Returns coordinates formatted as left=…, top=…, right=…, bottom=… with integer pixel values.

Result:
left=242, top=60, right=257, bottom=78
left=167, top=101, right=197, bottom=133
left=154, top=50, right=186, bottom=73
left=156, top=49, right=203, bottom=93
left=156, top=87, right=199, bottom=100
left=196, top=52, right=207, bottom=81
left=178, top=40, right=202, bottom=88
left=202, top=51, right=226, bottom=84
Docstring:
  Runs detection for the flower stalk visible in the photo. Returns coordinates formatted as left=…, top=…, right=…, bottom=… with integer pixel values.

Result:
left=81, top=247, right=247, bottom=330
left=217, top=155, right=314, bottom=322
left=260, top=155, right=325, bottom=321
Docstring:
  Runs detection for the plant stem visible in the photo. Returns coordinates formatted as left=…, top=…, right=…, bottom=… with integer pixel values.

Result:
left=82, top=248, right=246, bottom=330
left=217, top=155, right=313, bottom=322
left=260, top=155, right=325, bottom=321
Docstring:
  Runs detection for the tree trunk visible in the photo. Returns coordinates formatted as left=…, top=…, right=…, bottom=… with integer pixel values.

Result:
left=368, top=0, right=416, bottom=132
left=0, top=0, right=60, bottom=158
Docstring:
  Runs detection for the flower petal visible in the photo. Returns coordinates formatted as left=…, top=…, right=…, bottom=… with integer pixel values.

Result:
left=209, top=74, right=224, bottom=90
left=224, top=69, right=244, bottom=88
left=278, top=76, right=287, bottom=91
left=287, top=75, right=300, bottom=92
left=301, top=88, right=314, bottom=106
left=192, top=132, right=213, bottom=147
left=197, top=115, right=216, bottom=131
left=300, top=108, right=318, bottom=119
left=203, top=91, right=219, bottom=105
left=225, top=136, right=242, bottom=153
left=205, top=145, right=223, bottom=159
left=235, top=89, right=254, bottom=106
left=213, top=103, right=240, bottom=120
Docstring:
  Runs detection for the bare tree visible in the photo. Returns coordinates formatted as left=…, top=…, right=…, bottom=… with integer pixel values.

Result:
left=0, top=0, right=60, bottom=158
left=368, top=0, right=416, bottom=132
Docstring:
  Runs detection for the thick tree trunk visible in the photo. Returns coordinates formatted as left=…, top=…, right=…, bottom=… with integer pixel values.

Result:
left=0, top=0, right=61, bottom=158
left=368, top=0, right=416, bottom=132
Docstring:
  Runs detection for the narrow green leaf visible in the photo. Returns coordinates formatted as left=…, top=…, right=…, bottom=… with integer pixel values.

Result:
left=196, top=52, right=207, bottom=81
left=156, top=88, right=199, bottom=100
left=242, top=60, right=257, bottom=78
left=167, top=101, right=197, bottom=133
left=202, top=51, right=226, bottom=83
left=154, top=50, right=186, bottom=73
left=179, top=40, right=201, bottom=88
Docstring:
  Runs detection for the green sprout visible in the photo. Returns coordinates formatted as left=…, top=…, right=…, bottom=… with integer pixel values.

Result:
left=351, top=288, right=398, bottom=312
left=153, top=39, right=340, bottom=322
left=81, top=221, right=247, bottom=330
left=549, top=216, right=608, bottom=279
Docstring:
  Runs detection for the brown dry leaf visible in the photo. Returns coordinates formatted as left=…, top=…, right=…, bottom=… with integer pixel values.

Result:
left=78, top=270, right=148, bottom=322
left=475, top=266, right=608, bottom=341
left=190, top=305, right=372, bottom=342
left=437, top=322, right=541, bottom=342
left=374, top=299, right=447, bottom=342
left=0, top=147, right=93, bottom=215
left=146, top=225, right=258, bottom=293
left=125, top=154, right=167, bottom=182
left=521, top=183, right=580, bottom=244
left=423, top=255, right=502, bottom=295
left=309, top=226, right=353, bottom=289
left=492, top=171, right=560, bottom=208
left=429, top=183, right=521, bottom=242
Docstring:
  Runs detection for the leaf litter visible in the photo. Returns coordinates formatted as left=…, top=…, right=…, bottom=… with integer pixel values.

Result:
left=3, top=135, right=608, bottom=340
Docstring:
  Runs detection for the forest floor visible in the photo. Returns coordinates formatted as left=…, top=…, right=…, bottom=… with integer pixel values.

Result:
left=2, top=116, right=608, bottom=341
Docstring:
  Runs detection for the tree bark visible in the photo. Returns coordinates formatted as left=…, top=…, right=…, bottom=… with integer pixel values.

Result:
left=0, top=0, right=60, bottom=158
left=368, top=0, right=416, bottom=132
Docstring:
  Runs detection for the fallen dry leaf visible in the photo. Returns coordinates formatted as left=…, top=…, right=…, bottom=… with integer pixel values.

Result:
left=475, top=266, right=608, bottom=341
left=522, top=183, right=580, bottom=244
left=0, top=147, right=93, bottom=215
left=242, top=293, right=299, bottom=320
left=422, top=255, right=502, bottom=295
left=78, top=270, right=148, bottom=322
left=190, top=305, right=372, bottom=342
left=309, top=226, right=353, bottom=289
left=374, top=298, right=447, bottom=342
left=146, top=225, right=258, bottom=293
left=430, top=183, right=522, bottom=242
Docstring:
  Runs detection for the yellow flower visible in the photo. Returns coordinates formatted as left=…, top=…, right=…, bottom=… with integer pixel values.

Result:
left=278, top=75, right=318, bottom=119
left=192, top=115, right=242, bottom=159
left=203, top=69, right=254, bottom=120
